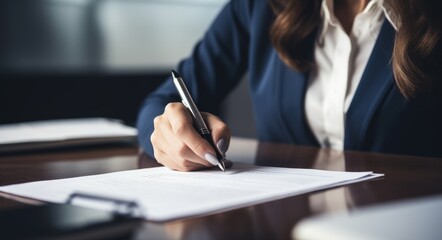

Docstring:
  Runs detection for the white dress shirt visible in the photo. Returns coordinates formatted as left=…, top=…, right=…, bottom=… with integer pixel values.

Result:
left=305, top=0, right=396, bottom=150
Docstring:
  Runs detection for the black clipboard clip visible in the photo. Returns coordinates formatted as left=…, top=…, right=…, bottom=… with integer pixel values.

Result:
left=67, top=192, right=145, bottom=218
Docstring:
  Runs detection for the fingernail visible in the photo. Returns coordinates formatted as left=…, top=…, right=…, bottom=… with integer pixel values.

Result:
left=204, top=153, right=219, bottom=166
left=217, top=139, right=227, bottom=155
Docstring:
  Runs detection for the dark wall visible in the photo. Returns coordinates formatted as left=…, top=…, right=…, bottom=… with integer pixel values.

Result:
left=0, top=72, right=167, bottom=126
left=0, top=1, right=167, bottom=126
left=0, top=0, right=102, bottom=71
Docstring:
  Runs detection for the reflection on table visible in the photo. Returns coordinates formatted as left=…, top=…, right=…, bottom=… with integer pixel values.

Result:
left=1, top=138, right=441, bottom=239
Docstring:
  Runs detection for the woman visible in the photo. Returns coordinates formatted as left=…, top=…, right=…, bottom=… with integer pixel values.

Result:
left=137, top=0, right=442, bottom=171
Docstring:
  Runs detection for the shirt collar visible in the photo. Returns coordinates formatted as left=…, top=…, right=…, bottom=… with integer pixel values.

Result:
left=318, top=0, right=398, bottom=40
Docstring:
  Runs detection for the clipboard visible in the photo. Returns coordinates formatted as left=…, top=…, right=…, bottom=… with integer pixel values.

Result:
left=0, top=193, right=143, bottom=240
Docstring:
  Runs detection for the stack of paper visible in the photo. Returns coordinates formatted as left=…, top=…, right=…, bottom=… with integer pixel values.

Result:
left=0, top=118, right=137, bottom=152
left=0, top=163, right=383, bottom=221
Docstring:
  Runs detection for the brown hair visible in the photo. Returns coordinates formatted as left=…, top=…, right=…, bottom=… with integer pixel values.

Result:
left=269, top=0, right=442, bottom=98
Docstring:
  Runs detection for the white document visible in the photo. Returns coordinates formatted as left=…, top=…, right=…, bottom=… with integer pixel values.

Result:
left=0, top=118, right=137, bottom=152
left=0, top=163, right=382, bottom=221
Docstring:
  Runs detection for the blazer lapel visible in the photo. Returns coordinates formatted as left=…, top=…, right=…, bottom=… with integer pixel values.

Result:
left=345, top=20, right=396, bottom=150
left=280, top=65, right=319, bottom=146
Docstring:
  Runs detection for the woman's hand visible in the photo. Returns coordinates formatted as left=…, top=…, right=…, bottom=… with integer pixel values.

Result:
left=150, top=102, right=231, bottom=171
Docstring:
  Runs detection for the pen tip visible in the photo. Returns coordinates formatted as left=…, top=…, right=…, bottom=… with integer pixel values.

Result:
left=218, top=162, right=226, bottom=172
left=171, top=70, right=181, bottom=78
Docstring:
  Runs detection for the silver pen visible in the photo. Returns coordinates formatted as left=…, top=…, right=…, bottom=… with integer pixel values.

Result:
left=171, top=70, right=226, bottom=172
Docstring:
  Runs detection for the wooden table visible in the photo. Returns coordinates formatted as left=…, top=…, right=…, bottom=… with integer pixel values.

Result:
left=1, top=138, right=441, bottom=239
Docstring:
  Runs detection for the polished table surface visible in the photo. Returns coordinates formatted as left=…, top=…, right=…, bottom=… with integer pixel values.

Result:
left=1, top=138, right=442, bottom=239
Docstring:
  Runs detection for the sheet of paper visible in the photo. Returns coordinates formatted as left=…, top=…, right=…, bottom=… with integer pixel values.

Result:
left=0, top=163, right=383, bottom=221
left=0, top=118, right=137, bottom=152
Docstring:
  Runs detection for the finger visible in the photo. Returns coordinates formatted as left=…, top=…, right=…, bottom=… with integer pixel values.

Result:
left=152, top=131, right=208, bottom=171
left=151, top=126, right=182, bottom=169
left=158, top=105, right=215, bottom=167
left=177, top=158, right=208, bottom=172
left=158, top=123, right=214, bottom=168
left=152, top=146, right=181, bottom=170
left=151, top=123, right=188, bottom=170
left=154, top=145, right=207, bottom=172
left=164, top=103, right=220, bottom=166
left=202, top=113, right=231, bottom=155
left=153, top=116, right=213, bottom=170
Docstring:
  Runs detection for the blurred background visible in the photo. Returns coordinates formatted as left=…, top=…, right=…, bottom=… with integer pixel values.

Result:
left=0, top=0, right=256, bottom=137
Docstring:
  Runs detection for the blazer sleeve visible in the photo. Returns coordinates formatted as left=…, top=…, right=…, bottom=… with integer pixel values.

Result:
left=136, top=0, right=252, bottom=157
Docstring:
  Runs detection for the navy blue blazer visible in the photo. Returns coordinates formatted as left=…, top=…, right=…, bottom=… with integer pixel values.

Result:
left=137, top=0, right=442, bottom=158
